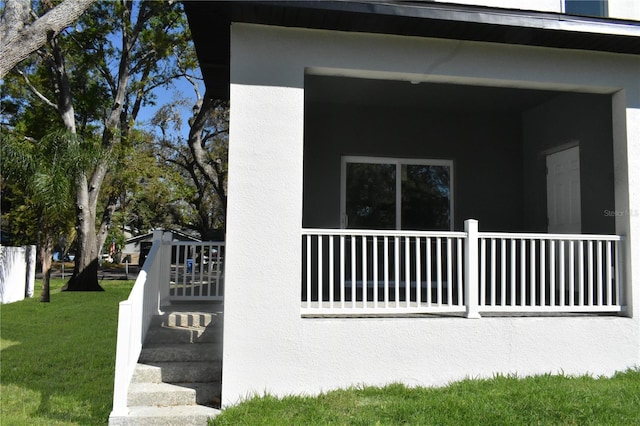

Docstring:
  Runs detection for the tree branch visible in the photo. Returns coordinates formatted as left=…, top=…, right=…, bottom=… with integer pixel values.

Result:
left=15, top=69, right=58, bottom=110
left=0, top=0, right=97, bottom=79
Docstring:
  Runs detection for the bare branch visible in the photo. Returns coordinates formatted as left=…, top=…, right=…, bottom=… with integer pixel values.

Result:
left=15, top=69, right=58, bottom=110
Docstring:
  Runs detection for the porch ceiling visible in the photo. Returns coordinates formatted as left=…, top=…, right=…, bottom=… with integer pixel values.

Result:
left=184, top=1, right=640, bottom=101
left=305, top=75, right=560, bottom=112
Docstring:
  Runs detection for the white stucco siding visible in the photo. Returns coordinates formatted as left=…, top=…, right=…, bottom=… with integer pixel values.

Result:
left=429, top=0, right=640, bottom=20
left=223, top=23, right=640, bottom=406
left=430, top=0, right=560, bottom=13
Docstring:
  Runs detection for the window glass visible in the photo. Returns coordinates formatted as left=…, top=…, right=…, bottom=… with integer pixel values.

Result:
left=343, top=158, right=453, bottom=231
left=401, top=164, right=451, bottom=231
left=345, top=163, right=396, bottom=229
left=565, top=0, right=607, bottom=17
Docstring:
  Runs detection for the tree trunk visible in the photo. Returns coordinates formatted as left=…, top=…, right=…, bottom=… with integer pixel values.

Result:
left=62, top=172, right=103, bottom=291
left=39, top=234, right=53, bottom=302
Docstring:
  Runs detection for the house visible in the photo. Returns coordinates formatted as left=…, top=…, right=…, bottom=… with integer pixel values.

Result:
left=123, top=229, right=201, bottom=265
left=110, top=1, right=640, bottom=422
left=183, top=0, right=640, bottom=406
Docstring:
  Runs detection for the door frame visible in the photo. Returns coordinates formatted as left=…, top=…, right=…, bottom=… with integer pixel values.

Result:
left=545, top=144, right=581, bottom=234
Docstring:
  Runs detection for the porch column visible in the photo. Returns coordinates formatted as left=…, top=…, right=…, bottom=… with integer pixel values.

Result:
left=465, top=219, right=481, bottom=319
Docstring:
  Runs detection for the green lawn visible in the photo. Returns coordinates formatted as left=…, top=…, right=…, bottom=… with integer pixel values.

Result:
left=2, top=279, right=640, bottom=426
left=210, top=371, right=640, bottom=426
left=1, top=278, right=134, bottom=426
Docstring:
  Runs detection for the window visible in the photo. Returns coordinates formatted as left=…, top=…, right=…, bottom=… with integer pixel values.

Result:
left=341, top=157, right=453, bottom=231
left=564, top=0, right=608, bottom=17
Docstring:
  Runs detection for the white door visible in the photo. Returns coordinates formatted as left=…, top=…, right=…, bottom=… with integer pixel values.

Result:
left=546, top=146, right=581, bottom=233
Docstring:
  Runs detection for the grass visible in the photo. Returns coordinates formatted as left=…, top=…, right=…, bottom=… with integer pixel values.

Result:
left=210, top=371, right=640, bottom=426
left=2, top=280, right=640, bottom=425
left=1, top=278, right=134, bottom=426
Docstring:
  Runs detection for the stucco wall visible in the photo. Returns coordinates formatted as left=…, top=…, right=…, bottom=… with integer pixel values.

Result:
left=224, top=23, right=640, bottom=406
left=430, top=0, right=640, bottom=20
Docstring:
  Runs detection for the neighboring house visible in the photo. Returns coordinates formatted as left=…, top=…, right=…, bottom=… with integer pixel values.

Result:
left=182, top=0, right=640, bottom=407
left=123, top=229, right=201, bottom=265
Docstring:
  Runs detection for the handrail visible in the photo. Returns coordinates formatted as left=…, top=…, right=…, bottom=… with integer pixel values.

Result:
left=110, top=230, right=167, bottom=419
left=303, top=228, right=467, bottom=238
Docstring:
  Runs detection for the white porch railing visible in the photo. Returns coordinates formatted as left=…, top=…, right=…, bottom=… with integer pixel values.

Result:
left=166, top=241, right=225, bottom=302
left=111, top=230, right=170, bottom=419
left=110, top=233, right=224, bottom=421
left=301, top=220, right=624, bottom=317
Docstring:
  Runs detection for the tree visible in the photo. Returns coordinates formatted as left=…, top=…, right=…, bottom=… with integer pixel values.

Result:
left=1, top=130, right=100, bottom=301
left=151, top=89, right=229, bottom=238
left=3, top=0, right=197, bottom=290
left=0, top=0, right=97, bottom=79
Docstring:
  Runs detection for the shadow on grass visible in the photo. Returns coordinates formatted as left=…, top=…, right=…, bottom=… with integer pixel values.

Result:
left=0, top=279, right=134, bottom=425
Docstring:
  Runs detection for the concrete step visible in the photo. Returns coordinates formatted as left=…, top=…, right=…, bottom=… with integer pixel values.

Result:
left=144, top=325, right=221, bottom=345
left=127, top=382, right=197, bottom=407
left=140, top=343, right=222, bottom=363
left=131, top=363, right=163, bottom=384
left=139, top=361, right=222, bottom=383
left=119, top=405, right=220, bottom=426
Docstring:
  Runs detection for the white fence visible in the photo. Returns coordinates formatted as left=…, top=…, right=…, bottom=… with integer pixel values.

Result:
left=0, top=245, right=36, bottom=304
left=301, top=220, right=623, bottom=317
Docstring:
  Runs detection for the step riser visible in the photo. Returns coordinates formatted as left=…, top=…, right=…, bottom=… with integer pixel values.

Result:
left=140, top=344, right=222, bottom=363
left=144, top=327, right=222, bottom=345
left=132, top=364, right=163, bottom=384
left=176, top=383, right=222, bottom=407
left=142, top=362, right=221, bottom=383
left=128, top=384, right=196, bottom=407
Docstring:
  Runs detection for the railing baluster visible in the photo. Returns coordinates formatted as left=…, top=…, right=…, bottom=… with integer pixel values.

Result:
left=306, top=235, right=312, bottom=308
left=329, top=236, right=334, bottom=309
left=540, top=240, right=545, bottom=307
left=569, top=241, right=575, bottom=306
left=416, top=237, right=422, bottom=306
left=373, top=236, right=378, bottom=309
left=530, top=239, right=535, bottom=306
left=596, top=240, right=603, bottom=306
left=500, top=239, right=506, bottom=306
left=606, top=240, right=612, bottom=306
left=351, top=235, right=356, bottom=308
left=510, top=239, right=516, bottom=306
left=480, top=238, right=486, bottom=307
left=447, top=238, right=453, bottom=306
left=426, top=237, right=431, bottom=307
left=491, top=238, right=496, bottom=306
left=362, top=235, right=367, bottom=307
left=394, top=236, right=400, bottom=308
left=520, top=239, right=526, bottom=306
left=614, top=240, right=620, bottom=306
left=550, top=240, right=555, bottom=306
left=578, top=240, right=584, bottom=306
left=559, top=241, right=566, bottom=306
left=457, top=238, right=463, bottom=307
left=406, top=236, right=411, bottom=308
left=318, top=236, right=323, bottom=309
left=436, top=237, right=442, bottom=306
left=340, top=235, right=345, bottom=309
left=588, top=240, right=594, bottom=306
left=384, top=236, right=389, bottom=308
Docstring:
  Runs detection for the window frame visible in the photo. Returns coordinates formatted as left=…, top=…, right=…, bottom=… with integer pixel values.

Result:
left=340, top=156, right=454, bottom=231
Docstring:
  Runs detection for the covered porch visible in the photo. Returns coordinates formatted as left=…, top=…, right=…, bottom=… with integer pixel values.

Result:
left=302, top=75, right=625, bottom=317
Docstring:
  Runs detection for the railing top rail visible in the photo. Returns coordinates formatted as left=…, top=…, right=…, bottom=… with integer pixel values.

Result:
left=302, top=228, right=468, bottom=238
left=478, top=232, right=622, bottom=241
left=169, top=240, right=225, bottom=246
